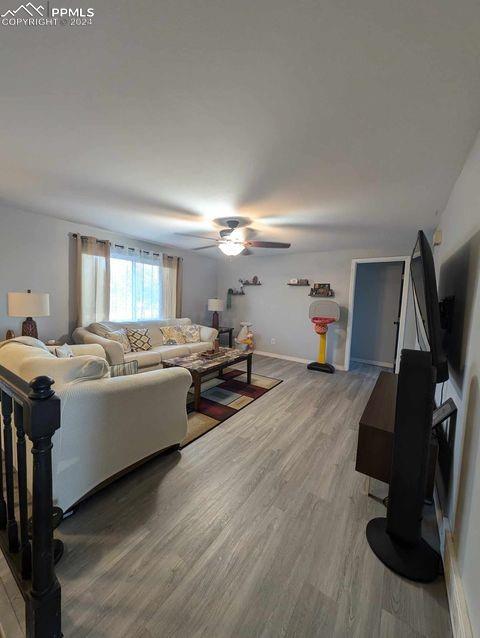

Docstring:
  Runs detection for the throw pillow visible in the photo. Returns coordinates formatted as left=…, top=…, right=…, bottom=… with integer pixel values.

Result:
left=181, top=324, right=200, bottom=343
left=127, top=328, right=152, bottom=351
left=110, top=360, right=139, bottom=377
left=160, top=326, right=186, bottom=345
left=54, top=344, right=75, bottom=358
left=105, top=329, right=131, bottom=353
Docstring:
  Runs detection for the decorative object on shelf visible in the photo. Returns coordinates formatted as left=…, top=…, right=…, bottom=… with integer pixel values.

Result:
left=175, top=218, right=291, bottom=257
left=236, top=321, right=254, bottom=351
left=7, top=290, right=50, bottom=338
left=287, top=278, right=309, bottom=286
left=239, top=276, right=262, bottom=286
left=228, top=286, right=245, bottom=297
left=226, top=287, right=244, bottom=308
left=208, top=298, right=224, bottom=330
left=309, top=282, right=334, bottom=297
left=307, top=299, right=340, bottom=374
left=5, top=329, right=15, bottom=340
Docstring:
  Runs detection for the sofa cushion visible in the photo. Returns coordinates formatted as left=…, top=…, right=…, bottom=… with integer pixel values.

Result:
left=124, top=349, right=162, bottom=369
left=155, top=345, right=190, bottom=360
left=127, top=328, right=152, bottom=352
left=24, top=355, right=109, bottom=385
left=160, top=326, right=186, bottom=345
left=0, top=338, right=53, bottom=376
left=105, top=329, right=131, bottom=353
left=1, top=336, right=50, bottom=351
left=88, top=322, right=113, bottom=337
left=141, top=324, right=164, bottom=347
left=0, top=340, right=109, bottom=386
left=181, top=324, right=200, bottom=343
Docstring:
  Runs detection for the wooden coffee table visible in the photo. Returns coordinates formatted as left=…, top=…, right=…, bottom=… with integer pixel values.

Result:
left=162, top=348, right=253, bottom=411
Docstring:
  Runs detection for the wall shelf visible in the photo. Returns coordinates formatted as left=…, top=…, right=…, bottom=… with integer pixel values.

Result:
left=287, top=283, right=310, bottom=287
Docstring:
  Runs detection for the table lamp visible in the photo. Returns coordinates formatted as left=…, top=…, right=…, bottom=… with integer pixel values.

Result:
left=8, top=290, right=50, bottom=338
left=208, top=298, right=224, bottom=330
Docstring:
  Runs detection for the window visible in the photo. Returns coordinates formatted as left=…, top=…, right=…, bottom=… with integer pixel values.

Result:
left=109, top=248, right=163, bottom=321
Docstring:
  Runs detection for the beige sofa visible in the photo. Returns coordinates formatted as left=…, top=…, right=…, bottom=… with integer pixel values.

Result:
left=0, top=337, right=192, bottom=512
left=72, top=318, right=218, bottom=371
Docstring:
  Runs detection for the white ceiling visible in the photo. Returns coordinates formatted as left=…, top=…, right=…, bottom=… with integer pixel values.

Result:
left=1, top=0, right=480, bottom=256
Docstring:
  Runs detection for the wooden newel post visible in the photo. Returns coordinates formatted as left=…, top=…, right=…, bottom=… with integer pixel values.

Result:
left=25, top=376, right=63, bottom=638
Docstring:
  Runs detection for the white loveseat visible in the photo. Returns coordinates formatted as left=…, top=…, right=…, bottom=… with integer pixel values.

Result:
left=0, top=337, right=192, bottom=512
left=73, top=318, right=218, bottom=371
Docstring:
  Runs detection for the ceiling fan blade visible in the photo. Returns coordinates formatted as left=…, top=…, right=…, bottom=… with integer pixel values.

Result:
left=247, top=241, right=291, bottom=249
left=193, top=245, right=219, bottom=251
left=175, top=233, right=219, bottom=242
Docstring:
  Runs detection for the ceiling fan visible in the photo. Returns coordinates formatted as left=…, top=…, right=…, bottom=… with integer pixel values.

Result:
left=177, top=219, right=291, bottom=256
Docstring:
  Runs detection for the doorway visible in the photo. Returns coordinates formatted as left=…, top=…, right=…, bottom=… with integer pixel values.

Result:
left=344, top=256, right=410, bottom=372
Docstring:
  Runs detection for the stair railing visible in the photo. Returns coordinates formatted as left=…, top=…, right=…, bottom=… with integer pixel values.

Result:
left=0, top=365, right=62, bottom=638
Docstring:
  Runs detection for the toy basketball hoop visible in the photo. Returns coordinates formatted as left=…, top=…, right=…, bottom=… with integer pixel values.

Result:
left=307, top=299, right=340, bottom=373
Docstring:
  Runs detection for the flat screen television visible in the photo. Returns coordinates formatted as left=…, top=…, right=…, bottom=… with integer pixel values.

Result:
left=410, top=230, right=448, bottom=383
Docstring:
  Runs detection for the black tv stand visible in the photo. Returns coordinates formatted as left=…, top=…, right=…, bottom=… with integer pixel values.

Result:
left=366, top=518, right=440, bottom=582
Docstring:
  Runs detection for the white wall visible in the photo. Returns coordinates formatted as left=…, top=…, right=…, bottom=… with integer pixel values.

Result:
left=217, top=245, right=412, bottom=367
left=0, top=204, right=217, bottom=342
left=433, top=131, right=480, bottom=637
left=351, top=261, right=404, bottom=367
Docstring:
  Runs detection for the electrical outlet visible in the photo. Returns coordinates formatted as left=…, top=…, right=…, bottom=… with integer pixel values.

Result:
left=271, top=338, right=276, bottom=345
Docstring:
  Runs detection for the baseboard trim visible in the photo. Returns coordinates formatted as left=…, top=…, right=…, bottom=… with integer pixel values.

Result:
left=351, top=357, right=394, bottom=369
left=434, top=492, right=473, bottom=638
left=255, top=350, right=346, bottom=371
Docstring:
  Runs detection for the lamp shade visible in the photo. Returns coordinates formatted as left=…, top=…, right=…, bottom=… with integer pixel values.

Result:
left=8, top=292, right=50, bottom=318
left=208, top=298, right=224, bottom=312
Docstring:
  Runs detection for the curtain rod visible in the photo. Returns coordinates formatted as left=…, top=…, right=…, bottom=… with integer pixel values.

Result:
left=71, top=233, right=182, bottom=259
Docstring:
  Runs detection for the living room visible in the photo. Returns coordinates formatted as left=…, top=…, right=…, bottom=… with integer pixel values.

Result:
left=1, top=2, right=480, bottom=637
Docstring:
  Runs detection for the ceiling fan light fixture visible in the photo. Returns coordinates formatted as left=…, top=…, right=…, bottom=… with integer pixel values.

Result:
left=218, top=240, right=244, bottom=256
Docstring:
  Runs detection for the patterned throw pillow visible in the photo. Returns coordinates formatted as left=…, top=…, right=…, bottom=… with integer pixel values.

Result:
left=110, top=360, right=139, bottom=377
left=181, top=324, right=200, bottom=343
left=160, top=325, right=186, bottom=345
left=127, top=328, right=152, bottom=351
left=105, top=329, right=131, bottom=353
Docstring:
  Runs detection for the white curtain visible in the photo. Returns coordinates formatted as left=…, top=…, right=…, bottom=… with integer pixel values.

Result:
left=163, top=255, right=183, bottom=318
left=110, top=246, right=163, bottom=321
left=74, top=235, right=110, bottom=326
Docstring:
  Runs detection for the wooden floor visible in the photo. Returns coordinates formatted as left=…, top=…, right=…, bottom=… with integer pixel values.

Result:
left=1, top=356, right=452, bottom=637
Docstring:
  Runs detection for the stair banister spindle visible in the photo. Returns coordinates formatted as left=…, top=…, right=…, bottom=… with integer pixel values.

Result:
left=0, top=392, right=6, bottom=529
left=14, top=400, right=32, bottom=580
left=1, top=389, right=19, bottom=552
